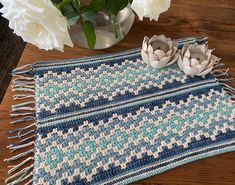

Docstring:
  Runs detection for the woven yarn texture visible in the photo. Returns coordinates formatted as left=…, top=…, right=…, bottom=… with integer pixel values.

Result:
left=30, top=47, right=235, bottom=185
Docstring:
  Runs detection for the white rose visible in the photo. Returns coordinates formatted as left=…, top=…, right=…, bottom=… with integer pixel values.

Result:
left=0, top=0, right=73, bottom=51
left=131, top=0, right=171, bottom=21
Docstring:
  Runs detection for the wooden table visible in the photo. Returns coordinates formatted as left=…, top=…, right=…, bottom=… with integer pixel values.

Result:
left=1, top=0, right=235, bottom=184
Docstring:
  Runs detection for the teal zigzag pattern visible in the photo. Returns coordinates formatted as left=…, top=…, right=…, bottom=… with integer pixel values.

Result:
left=34, top=88, right=235, bottom=184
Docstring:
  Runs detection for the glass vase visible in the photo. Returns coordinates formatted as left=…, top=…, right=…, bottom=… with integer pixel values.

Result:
left=69, top=7, right=135, bottom=50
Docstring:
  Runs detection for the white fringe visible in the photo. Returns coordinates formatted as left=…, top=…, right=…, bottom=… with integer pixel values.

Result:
left=5, top=164, right=33, bottom=184
left=6, top=64, right=36, bottom=185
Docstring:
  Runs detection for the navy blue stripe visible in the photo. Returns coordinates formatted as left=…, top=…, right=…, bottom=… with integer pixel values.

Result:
left=37, top=85, right=222, bottom=137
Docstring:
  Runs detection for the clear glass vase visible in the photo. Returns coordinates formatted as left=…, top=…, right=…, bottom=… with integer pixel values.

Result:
left=69, top=7, right=135, bottom=50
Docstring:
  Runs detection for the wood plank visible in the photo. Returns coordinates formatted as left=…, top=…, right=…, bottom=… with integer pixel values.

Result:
left=173, top=0, right=235, bottom=9
left=0, top=0, right=235, bottom=184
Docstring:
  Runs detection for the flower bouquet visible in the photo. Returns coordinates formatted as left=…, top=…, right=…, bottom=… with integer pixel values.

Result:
left=0, top=0, right=171, bottom=51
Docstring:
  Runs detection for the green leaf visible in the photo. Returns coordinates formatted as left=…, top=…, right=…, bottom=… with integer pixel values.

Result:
left=51, top=0, right=62, bottom=4
left=67, top=15, right=80, bottom=25
left=80, top=5, right=89, bottom=13
left=81, top=21, right=96, bottom=49
left=72, top=0, right=80, bottom=11
left=80, top=5, right=97, bottom=21
left=82, top=10, right=96, bottom=21
left=61, top=4, right=80, bottom=25
left=61, top=4, right=74, bottom=15
left=105, top=0, right=128, bottom=15
left=89, top=0, right=106, bottom=12
left=56, top=0, right=73, bottom=9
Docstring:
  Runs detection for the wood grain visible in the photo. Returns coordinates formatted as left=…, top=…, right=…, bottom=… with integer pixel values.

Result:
left=1, top=0, right=235, bottom=184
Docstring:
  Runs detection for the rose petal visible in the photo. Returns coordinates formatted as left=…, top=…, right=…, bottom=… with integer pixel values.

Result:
left=132, top=0, right=171, bottom=21
left=0, top=0, right=73, bottom=51
left=130, top=0, right=145, bottom=20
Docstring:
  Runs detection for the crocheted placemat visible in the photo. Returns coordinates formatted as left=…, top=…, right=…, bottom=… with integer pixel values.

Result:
left=6, top=37, right=235, bottom=185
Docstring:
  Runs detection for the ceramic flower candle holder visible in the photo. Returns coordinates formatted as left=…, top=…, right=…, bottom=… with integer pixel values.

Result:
left=141, top=35, right=178, bottom=69
left=177, top=43, right=218, bottom=76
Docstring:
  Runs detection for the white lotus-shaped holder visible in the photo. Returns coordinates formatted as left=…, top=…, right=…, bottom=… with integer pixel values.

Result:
left=141, top=35, right=178, bottom=69
left=177, top=43, right=218, bottom=76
